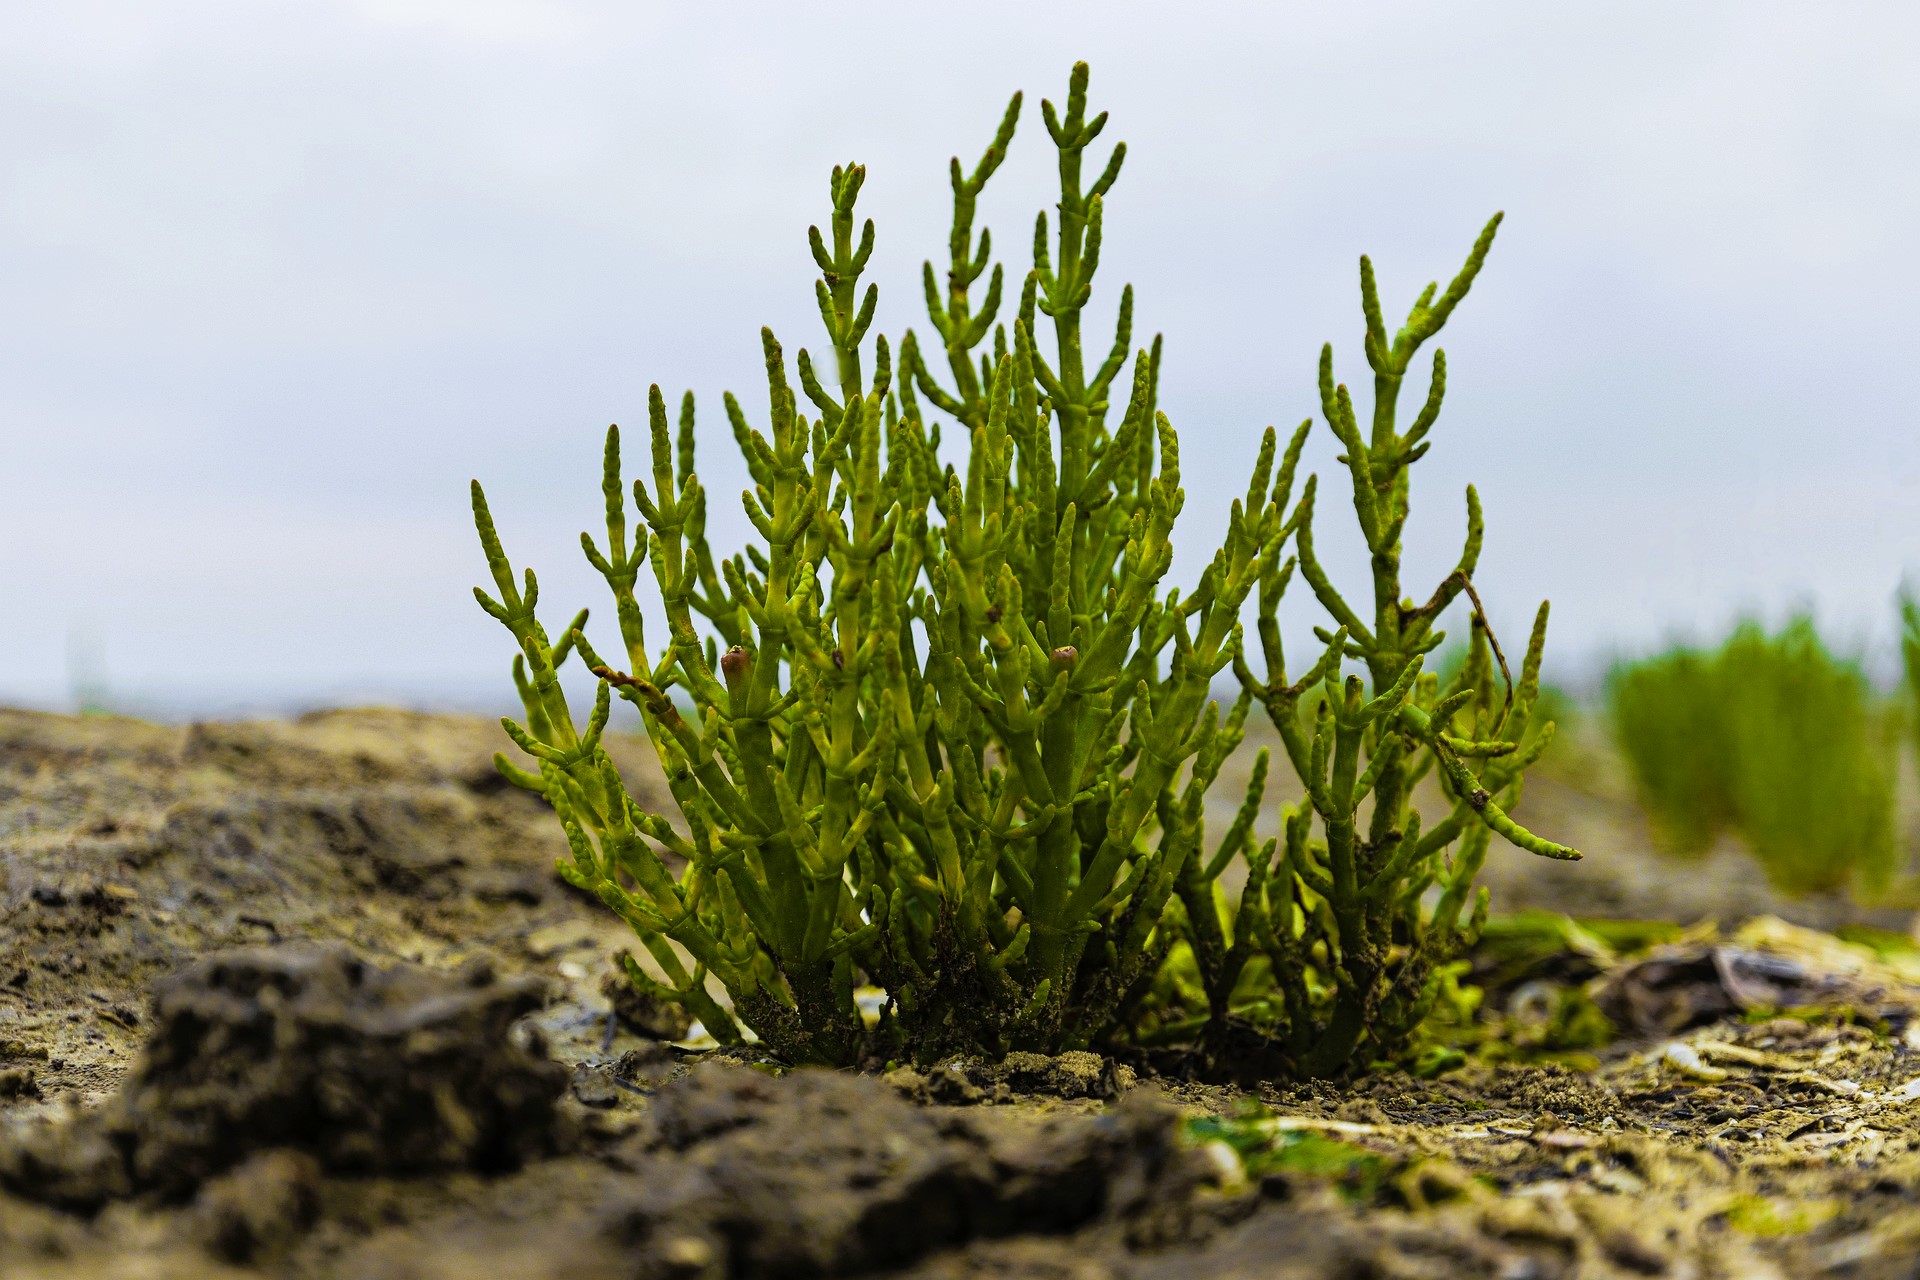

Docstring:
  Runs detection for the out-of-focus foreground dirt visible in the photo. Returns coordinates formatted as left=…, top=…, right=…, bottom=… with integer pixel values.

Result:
left=3, top=707, right=1920, bottom=1279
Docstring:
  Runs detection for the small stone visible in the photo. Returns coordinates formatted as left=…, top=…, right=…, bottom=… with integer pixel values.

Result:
left=889, top=1062, right=983, bottom=1106
left=1600, top=1226, right=1670, bottom=1276
left=1042, top=1050, right=1119, bottom=1099
left=0, top=1068, right=40, bottom=1101
left=192, top=1149, right=320, bottom=1264
left=663, top=1236, right=714, bottom=1267
left=932, top=1063, right=988, bottom=1104
left=614, top=1042, right=678, bottom=1092
left=571, top=1064, right=621, bottom=1109
left=525, top=921, right=598, bottom=959
left=1334, top=1098, right=1391, bottom=1127
left=998, top=1050, right=1120, bottom=1100
left=883, top=1066, right=929, bottom=1098
left=1197, top=1139, right=1246, bottom=1191
left=1661, top=1041, right=1728, bottom=1082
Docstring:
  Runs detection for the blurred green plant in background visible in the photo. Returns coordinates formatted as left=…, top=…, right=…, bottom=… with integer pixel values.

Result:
left=1606, top=617, right=1897, bottom=896
left=1901, top=591, right=1920, bottom=767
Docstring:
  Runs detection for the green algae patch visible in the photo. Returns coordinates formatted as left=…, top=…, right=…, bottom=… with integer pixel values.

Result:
left=1185, top=1106, right=1479, bottom=1209
left=1189, top=1112, right=1392, bottom=1202
left=1721, top=1193, right=1842, bottom=1237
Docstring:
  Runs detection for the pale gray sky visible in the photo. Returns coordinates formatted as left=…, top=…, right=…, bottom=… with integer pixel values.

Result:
left=3, top=2, right=1917, bottom=711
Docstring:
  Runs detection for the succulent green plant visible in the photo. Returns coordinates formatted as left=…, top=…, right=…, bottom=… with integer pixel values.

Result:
left=471, top=63, right=1581, bottom=1072
left=1181, top=221, right=1582, bottom=1076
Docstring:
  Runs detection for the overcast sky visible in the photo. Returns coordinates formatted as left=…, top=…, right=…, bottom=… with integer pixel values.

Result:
left=2, top=1, right=1917, bottom=713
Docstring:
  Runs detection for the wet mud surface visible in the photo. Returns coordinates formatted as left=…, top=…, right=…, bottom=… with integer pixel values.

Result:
left=4, top=708, right=1920, bottom=1277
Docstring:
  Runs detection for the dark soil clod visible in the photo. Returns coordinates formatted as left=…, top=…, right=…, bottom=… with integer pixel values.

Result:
left=0, top=943, right=568, bottom=1211
left=886, top=1051, right=1130, bottom=1107
left=601, top=1063, right=1224, bottom=1279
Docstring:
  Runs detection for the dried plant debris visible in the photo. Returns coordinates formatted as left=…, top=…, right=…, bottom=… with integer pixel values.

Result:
left=0, top=945, right=567, bottom=1211
left=1594, top=915, right=1920, bottom=1038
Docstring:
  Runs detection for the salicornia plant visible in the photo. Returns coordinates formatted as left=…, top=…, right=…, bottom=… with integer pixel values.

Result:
left=471, top=63, right=1582, bottom=1072
left=1180, top=221, right=1583, bottom=1076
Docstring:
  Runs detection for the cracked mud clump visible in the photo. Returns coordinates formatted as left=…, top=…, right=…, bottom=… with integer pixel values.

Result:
left=605, top=1064, right=1221, bottom=1277
left=313, top=1058, right=1267, bottom=1280
left=0, top=943, right=567, bottom=1210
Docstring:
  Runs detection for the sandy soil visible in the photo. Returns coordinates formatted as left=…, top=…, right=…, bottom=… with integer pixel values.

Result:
left=2, top=707, right=1919, bottom=1278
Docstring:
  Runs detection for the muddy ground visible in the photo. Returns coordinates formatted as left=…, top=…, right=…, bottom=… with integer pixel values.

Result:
left=3, top=707, right=1920, bottom=1278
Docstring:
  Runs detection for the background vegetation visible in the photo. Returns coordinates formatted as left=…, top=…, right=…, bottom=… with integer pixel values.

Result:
left=1605, top=614, right=1904, bottom=897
